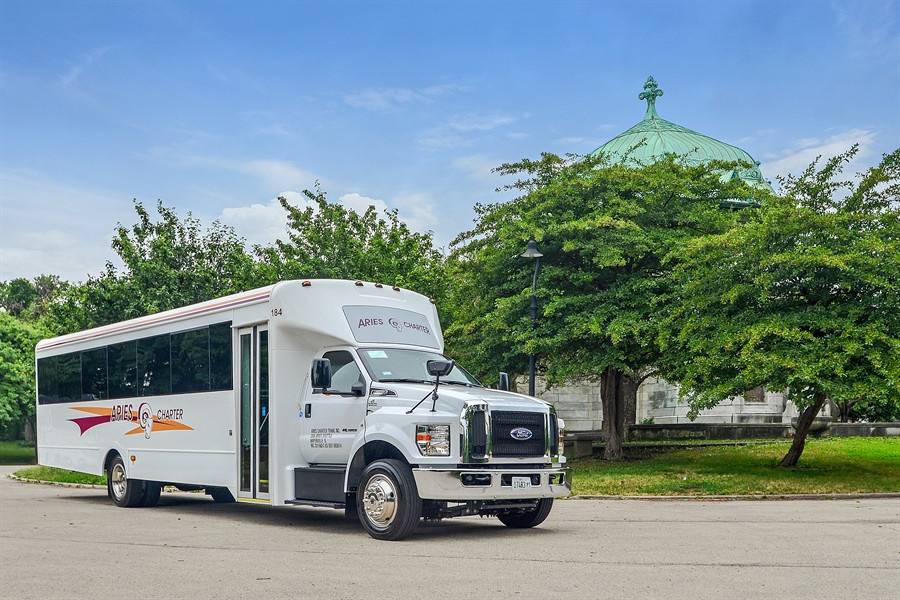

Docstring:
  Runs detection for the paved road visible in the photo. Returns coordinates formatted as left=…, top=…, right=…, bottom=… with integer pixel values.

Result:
left=0, top=466, right=897, bottom=600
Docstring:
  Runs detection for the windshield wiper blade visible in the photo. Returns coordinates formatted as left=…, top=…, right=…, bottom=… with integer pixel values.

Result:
left=441, top=380, right=475, bottom=387
left=378, top=378, right=434, bottom=385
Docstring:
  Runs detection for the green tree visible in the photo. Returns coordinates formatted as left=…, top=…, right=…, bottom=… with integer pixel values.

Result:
left=0, top=278, right=38, bottom=316
left=0, top=313, right=47, bottom=440
left=0, top=275, right=66, bottom=321
left=661, top=147, right=900, bottom=466
left=448, top=152, right=753, bottom=459
left=257, top=187, right=447, bottom=306
left=45, top=201, right=258, bottom=333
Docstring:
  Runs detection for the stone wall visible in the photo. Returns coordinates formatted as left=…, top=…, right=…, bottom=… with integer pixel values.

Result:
left=516, top=375, right=602, bottom=432
left=629, top=423, right=793, bottom=441
left=519, top=373, right=830, bottom=433
left=829, top=423, right=900, bottom=437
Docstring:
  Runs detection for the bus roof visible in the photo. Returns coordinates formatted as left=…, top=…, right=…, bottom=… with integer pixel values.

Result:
left=36, top=284, right=276, bottom=352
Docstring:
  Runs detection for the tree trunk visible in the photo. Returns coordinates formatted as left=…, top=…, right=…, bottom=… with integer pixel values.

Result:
left=779, top=394, right=827, bottom=467
left=601, top=367, right=635, bottom=461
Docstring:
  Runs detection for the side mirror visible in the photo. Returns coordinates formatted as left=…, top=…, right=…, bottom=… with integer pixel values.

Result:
left=498, top=372, right=510, bottom=391
left=426, top=359, right=454, bottom=378
left=311, top=358, right=332, bottom=390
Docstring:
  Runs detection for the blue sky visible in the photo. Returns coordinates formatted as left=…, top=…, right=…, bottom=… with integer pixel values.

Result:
left=1, top=0, right=898, bottom=280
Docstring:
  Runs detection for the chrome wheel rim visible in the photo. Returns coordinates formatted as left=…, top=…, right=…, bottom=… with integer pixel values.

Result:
left=111, top=463, right=127, bottom=500
left=362, top=474, right=397, bottom=529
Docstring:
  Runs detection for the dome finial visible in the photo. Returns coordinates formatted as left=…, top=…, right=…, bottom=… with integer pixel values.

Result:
left=639, top=76, right=663, bottom=119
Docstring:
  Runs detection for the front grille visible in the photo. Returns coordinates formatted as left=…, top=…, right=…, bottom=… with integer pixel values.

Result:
left=469, top=410, right=487, bottom=457
left=491, top=411, right=546, bottom=458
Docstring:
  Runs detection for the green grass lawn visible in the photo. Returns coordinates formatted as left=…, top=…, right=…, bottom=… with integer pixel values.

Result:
left=569, top=437, right=900, bottom=496
left=13, top=466, right=105, bottom=486
left=0, top=440, right=37, bottom=465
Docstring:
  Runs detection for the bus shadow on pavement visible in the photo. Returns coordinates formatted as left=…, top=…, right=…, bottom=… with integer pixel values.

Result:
left=60, top=490, right=558, bottom=540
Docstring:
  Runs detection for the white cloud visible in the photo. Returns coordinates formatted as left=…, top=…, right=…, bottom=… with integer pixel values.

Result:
left=59, top=46, right=112, bottom=90
left=453, top=155, right=501, bottom=181
left=236, top=160, right=317, bottom=191
left=0, top=169, right=130, bottom=281
left=418, top=112, right=523, bottom=149
left=218, top=189, right=439, bottom=249
left=146, top=148, right=319, bottom=193
left=393, top=192, right=438, bottom=234
left=761, top=128, right=877, bottom=180
left=446, top=113, right=519, bottom=132
left=219, top=198, right=292, bottom=247
left=343, top=83, right=466, bottom=111
left=338, top=192, right=389, bottom=214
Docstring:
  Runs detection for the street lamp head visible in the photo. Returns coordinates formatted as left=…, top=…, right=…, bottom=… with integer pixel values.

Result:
left=520, top=239, right=543, bottom=259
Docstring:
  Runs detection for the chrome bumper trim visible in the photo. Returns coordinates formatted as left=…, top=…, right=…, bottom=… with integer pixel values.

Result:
left=412, top=467, right=571, bottom=500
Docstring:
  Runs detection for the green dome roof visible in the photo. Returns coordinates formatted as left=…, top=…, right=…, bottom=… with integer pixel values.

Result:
left=592, top=77, right=771, bottom=190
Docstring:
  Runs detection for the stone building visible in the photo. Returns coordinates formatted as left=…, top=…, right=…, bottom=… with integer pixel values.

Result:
left=531, top=77, right=828, bottom=433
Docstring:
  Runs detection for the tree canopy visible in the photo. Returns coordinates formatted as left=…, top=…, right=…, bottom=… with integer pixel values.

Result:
left=660, top=147, right=900, bottom=465
left=447, top=151, right=760, bottom=458
left=256, top=186, right=447, bottom=309
left=0, top=313, right=47, bottom=439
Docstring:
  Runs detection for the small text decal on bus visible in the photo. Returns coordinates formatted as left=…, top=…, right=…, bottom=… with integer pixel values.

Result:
left=343, top=305, right=439, bottom=348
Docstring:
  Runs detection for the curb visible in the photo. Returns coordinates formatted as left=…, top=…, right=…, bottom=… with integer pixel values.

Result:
left=570, top=492, right=900, bottom=501
left=7, top=473, right=106, bottom=490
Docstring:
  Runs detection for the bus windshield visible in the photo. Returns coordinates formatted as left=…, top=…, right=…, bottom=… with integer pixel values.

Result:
left=358, top=348, right=481, bottom=387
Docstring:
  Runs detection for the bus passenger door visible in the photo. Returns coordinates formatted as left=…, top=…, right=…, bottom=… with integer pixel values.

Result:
left=237, top=325, right=270, bottom=501
left=301, top=349, right=368, bottom=466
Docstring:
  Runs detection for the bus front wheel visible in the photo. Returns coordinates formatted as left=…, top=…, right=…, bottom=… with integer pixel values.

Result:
left=356, top=459, right=421, bottom=541
left=107, top=456, right=145, bottom=508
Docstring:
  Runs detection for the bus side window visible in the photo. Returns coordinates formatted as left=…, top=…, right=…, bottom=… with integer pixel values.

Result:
left=321, top=351, right=364, bottom=395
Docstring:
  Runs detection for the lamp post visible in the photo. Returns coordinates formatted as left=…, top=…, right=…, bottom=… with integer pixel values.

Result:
left=520, top=239, right=543, bottom=396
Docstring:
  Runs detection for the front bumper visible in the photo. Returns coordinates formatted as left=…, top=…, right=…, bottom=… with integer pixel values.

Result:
left=412, top=467, right=571, bottom=500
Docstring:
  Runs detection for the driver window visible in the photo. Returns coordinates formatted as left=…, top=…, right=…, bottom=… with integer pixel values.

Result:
left=322, top=350, right=364, bottom=395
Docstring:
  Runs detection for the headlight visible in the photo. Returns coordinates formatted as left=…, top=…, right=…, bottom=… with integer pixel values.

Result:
left=416, top=424, right=450, bottom=456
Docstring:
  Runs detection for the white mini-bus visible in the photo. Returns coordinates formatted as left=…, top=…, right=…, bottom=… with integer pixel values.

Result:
left=36, top=280, right=569, bottom=540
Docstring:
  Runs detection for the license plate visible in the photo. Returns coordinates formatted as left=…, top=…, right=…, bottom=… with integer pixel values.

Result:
left=511, top=476, right=532, bottom=489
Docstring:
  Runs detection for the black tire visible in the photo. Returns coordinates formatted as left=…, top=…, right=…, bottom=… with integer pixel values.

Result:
left=107, top=455, right=145, bottom=508
left=356, top=459, right=421, bottom=540
left=497, top=498, right=554, bottom=529
left=141, top=482, right=162, bottom=507
left=207, top=487, right=235, bottom=503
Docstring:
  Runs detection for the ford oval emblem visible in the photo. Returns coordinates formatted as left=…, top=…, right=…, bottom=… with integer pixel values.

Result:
left=510, top=427, right=533, bottom=441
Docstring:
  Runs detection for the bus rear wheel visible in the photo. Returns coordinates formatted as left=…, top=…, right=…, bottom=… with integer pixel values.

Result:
left=107, top=456, right=145, bottom=508
left=357, top=459, right=421, bottom=540
left=497, top=498, right=554, bottom=528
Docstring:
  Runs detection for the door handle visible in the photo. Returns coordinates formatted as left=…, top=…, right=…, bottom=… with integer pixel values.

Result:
left=305, top=403, right=312, bottom=418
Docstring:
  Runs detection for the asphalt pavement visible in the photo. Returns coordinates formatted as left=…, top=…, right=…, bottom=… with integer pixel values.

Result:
left=0, top=465, right=897, bottom=600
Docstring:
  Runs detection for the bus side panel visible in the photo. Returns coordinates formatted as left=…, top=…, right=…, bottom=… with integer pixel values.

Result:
left=36, top=390, right=236, bottom=488
left=37, top=404, right=107, bottom=476
left=125, top=389, right=235, bottom=487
